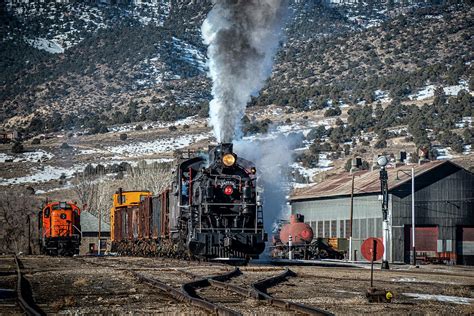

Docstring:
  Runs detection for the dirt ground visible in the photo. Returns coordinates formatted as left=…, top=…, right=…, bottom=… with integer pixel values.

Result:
left=1, top=255, right=473, bottom=315
left=269, top=264, right=474, bottom=315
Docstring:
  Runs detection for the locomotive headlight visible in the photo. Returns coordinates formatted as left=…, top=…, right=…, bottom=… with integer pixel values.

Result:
left=250, top=167, right=257, bottom=174
left=224, top=185, right=234, bottom=195
left=222, top=153, right=236, bottom=167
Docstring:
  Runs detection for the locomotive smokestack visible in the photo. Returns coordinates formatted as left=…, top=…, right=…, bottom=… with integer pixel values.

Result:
left=202, top=0, right=288, bottom=143
left=209, top=143, right=234, bottom=166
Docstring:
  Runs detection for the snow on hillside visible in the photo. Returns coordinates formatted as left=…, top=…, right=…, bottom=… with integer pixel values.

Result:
left=25, top=37, right=64, bottom=54
left=0, top=165, right=80, bottom=186
left=0, top=150, right=54, bottom=163
left=408, top=81, right=470, bottom=101
left=108, top=116, right=200, bottom=133
left=106, top=132, right=210, bottom=157
left=6, top=0, right=172, bottom=53
left=172, top=37, right=207, bottom=72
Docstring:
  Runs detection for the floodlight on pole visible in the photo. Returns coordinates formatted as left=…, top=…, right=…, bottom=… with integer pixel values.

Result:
left=378, top=155, right=390, bottom=270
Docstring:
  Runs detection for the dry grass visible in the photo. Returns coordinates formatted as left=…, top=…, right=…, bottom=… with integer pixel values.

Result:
left=51, top=295, right=75, bottom=312
left=72, top=276, right=89, bottom=287
left=442, top=285, right=472, bottom=298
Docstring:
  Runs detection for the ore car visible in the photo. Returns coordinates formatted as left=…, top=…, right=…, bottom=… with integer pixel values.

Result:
left=110, top=143, right=267, bottom=261
left=38, top=201, right=81, bottom=256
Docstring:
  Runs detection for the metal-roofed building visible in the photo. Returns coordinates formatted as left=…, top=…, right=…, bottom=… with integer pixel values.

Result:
left=290, top=160, right=474, bottom=265
left=80, top=212, right=110, bottom=255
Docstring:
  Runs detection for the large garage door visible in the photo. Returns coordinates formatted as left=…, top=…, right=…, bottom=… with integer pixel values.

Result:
left=457, top=227, right=474, bottom=265
left=404, top=226, right=438, bottom=263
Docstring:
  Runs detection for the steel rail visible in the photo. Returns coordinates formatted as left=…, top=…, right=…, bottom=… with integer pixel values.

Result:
left=14, top=255, right=44, bottom=316
left=251, top=268, right=333, bottom=316
left=203, top=267, right=333, bottom=316
left=132, top=267, right=241, bottom=316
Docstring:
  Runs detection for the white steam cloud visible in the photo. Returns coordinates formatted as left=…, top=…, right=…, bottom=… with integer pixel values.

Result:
left=234, top=133, right=303, bottom=234
left=202, top=0, right=288, bottom=143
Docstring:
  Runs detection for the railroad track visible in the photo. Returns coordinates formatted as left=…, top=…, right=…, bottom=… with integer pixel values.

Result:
left=179, top=267, right=333, bottom=315
left=73, top=257, right=333, bottom=315
left=0, top=255, right=45, bottom=316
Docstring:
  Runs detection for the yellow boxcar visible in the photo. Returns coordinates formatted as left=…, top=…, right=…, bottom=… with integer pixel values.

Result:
left=110, top=188, right=152, bottom=242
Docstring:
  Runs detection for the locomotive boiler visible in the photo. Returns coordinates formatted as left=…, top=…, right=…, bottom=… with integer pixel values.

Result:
left=110, top=143, right=267, bottom=260
left=38, top=201, right=81, bottom=256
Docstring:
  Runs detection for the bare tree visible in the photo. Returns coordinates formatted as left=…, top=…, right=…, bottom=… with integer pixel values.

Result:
left=72, top=161, right=174, bottom=224
left=0, top=190, right=40, bottom=254
left=72, top=172, right=98, bottom=213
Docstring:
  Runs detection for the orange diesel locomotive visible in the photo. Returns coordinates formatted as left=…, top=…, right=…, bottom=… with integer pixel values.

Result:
left=38, top=201, right=81, bottom=256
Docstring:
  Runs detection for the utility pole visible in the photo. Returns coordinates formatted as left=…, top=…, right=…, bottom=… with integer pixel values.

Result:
left=98, top=209, right=102, bottom=256
left=411, top=167, right=416, bottom=266
left=26, top=215, right=32, bottom=255
left=396, top=168, right=416, bottom=266
left=349, top=174, right=355, bottom=261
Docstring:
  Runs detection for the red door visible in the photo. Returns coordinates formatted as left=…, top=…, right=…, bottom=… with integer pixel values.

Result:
left=405, top=226, right=438, bottom=262
left=457, top=227, right=474, bottom=265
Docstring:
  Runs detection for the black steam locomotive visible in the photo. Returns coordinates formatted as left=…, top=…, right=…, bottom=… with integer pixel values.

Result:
left=110, top=143, right=267, bottom=260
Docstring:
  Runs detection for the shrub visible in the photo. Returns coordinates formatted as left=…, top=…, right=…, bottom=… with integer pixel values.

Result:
left=120, top=133, right=128, bottom=141
left=169, top=125, right=178, bottom=132
left=11, top=141, right=24, bottom=154
left=135, top=124, right=143, bottom=131
left=31, top=138, right=41, bottom=145
left=60, top=143, right=72, bottom=150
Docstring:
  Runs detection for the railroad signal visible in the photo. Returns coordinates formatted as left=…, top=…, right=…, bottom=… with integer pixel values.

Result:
left=361, top=237, right=384, bottom=262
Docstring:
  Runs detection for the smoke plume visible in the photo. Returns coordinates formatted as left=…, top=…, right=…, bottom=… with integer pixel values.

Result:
left=202, top=0, right=288, bottom=143
left=234, top=133, right=303, bottom=234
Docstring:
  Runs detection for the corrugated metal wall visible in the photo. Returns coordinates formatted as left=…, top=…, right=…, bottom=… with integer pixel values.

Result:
left=292, top=195, right=383, bottom=240
left=391, top=165, right=474, bottom=263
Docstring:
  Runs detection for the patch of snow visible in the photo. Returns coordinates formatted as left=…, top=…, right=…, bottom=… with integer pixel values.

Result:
left=0, top=153, right=14, bottom=163
left=455, top=117, right=472, bottom=128
left=408, top=81, right=470, bottom=101
left=106, top=133, right=210, bottom=157
left=172, top=37, right=207, bottom=72
left=0, top=165, right=81, bottom=186
left=403, top=293, right=474, bottom=305
left=290, top=153, right=334, bottom=183
left=25, top=37, right=64, bottom=54
left=463, top=144, right=471, bottom=155
left=0, top=150, right=54, bottom=163
left=435, top=147, right=454, bottom=160
left=374, top=89, right=391, bottom=103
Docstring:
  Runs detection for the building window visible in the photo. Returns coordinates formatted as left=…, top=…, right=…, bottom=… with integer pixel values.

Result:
left=353, top=219, right=360, bottom=239
left=311, top=222, right=317, bottom=238
left=331, top=220, right=337, bottom=238
left=376, top=218, right=382, bottom=237
left=361, top=218, right=367, bottom=239
left=324, top=221, right=330, bottom=238
left=345, top=220, right=350, bottom=238
left=318, top=221, right=323, bottom=238
left=368, top=218, right=375, bottom=237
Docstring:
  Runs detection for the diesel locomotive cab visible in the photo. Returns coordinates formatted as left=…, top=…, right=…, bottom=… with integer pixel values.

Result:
left=176, top=143, right=266, bottom=259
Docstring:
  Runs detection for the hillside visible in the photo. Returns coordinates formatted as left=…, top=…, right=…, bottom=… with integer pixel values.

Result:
left=4, top=1, right=471, bottom=133
left=0, top=0, right=472, bottom=193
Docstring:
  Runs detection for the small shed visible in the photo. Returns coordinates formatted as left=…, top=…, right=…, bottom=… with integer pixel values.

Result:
left=80, top=212, right=110, bottom=255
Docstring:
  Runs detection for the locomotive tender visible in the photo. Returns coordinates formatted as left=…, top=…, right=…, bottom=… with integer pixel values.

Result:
left=38, top=201, right=81, bottom=256
left=110, top=143, right=267, bottom=260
